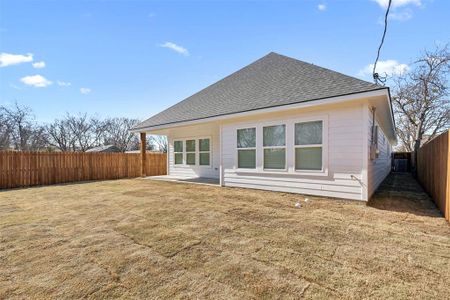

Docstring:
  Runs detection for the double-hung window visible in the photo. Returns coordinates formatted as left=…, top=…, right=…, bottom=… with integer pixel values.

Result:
left=294, top=121, right=323, bottom=171
left=263, top=125, right=286, bottom=170
left=174, top=141, right=183, bottom=165
left=237, top=128, right=256, bottom=169
left=186, top=140, right=196, bottom=165
left=199, top=138, right=210, bottom=166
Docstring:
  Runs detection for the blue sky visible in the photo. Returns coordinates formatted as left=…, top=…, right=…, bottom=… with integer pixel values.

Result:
left=0, top=0, right=448, bottom=123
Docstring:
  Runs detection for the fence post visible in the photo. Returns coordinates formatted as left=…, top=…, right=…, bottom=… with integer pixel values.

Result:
left=447, top=133, right=450, bottom=221
left=140, top=132, right=146, bottom=177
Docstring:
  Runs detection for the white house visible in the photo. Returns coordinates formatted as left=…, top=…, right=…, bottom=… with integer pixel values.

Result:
left=133, top=53, right=396, bottom=201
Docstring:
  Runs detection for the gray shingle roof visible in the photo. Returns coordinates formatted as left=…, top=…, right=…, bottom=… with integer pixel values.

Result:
left=134, top=52, right=385, bottom=130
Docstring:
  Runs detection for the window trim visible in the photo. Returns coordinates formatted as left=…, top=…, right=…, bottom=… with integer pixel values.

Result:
left=185, top=139, right=196, bottom=166
left=236, top=127, right=257, bottom=170
left=293, top=118, right=327, bottom=175
left=199, top=138, right=211, bottom=166
left=262, top=124, right=287, bottom=171
left=173, top=140, right=184, bottom=165
left=233, top=115, right=328, bottom=177
left=172, top=136, right=212, bottom=168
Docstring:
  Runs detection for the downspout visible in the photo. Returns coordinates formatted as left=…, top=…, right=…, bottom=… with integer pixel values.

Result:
left=371, top=107, right=376, bottom=145
left=361, top=103, right=370, bottom=201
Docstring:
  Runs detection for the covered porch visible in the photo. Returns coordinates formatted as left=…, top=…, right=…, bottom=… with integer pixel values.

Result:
left=137, top=121, right=222, bottom=185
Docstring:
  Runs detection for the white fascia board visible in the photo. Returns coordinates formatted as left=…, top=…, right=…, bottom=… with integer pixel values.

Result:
left=131, top=89, right=389, bottom=133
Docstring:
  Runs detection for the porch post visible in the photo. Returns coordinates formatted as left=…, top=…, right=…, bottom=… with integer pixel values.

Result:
left=140, top=132, right=146, bottom=177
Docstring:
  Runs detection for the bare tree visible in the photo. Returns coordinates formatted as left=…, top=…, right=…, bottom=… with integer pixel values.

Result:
left=0, top=108, right=11, bottom=149
left=45, top=118, right=77, bottom=151
left=64, top=113, right=108, bottom=151
left=149, top=135, right=167, bottom=152
left=392, top=45, right=450, bottom=162
left=0, top=102, right=47, bottom=151
left=103, top=117, right=140, bottom=152
left=1, top=102, right=162, bottom=153
left=89, top=116, right=109, bottom=149
left=28, top=125, right=48, bottom=151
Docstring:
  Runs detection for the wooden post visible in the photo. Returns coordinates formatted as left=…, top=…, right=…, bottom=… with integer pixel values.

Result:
left=140, top=132, right=146, bottom=177
left=447, top=132, right=450, bottom=221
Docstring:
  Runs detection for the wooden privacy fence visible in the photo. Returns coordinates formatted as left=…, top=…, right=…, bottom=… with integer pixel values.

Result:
left=0, top=151, right=167, bottom=189
left=417, top=130, right=450, bottom=221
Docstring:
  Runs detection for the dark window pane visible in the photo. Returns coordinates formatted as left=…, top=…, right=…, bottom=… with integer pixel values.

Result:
left=238, top=149, right=256, bottom=168
left=295, top=147, right=322, bottom=170
left=186, top=140, right=196, bottom=152
left=199, top=139, right=210, bottom=151
left=199, top=153, right=210, bottom=165
left=186, top=153, right=195, bottom=165
left=263, top=125, right=285, bottom=146
left=237, top=128, right=256, bottom=148
left=174, top=141, right=183, bottom=152
left=264, top=149, right=286, bottom=169
left=174, top=153, right=183, bottom=164
left=295, top=121, right=323, bottom=145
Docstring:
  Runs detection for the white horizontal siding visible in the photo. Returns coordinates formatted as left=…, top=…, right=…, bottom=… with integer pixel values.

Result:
left=221, top=104, right=366, bottom=200
left=168, top=123, right=220, bottom=179
left=367, top=108, right=392, bottom=197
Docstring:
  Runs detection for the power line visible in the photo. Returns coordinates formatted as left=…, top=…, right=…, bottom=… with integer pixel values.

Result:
left=373, top=0, right=392, bottom=85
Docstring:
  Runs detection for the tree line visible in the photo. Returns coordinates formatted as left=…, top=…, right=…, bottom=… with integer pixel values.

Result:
left=0, top=104, right=167, bottom=152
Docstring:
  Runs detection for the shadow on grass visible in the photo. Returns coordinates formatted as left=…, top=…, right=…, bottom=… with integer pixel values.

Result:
left=0, top=178, right=125, bottom=193
left=178, top=177, right=220, bottom=185
left=367, top=172, right=443, bottom=218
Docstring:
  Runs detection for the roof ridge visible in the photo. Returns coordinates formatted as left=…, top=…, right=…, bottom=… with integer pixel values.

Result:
left=133, top=52, right=386, bottom=130
left=267, top=52, right=379, bottom=87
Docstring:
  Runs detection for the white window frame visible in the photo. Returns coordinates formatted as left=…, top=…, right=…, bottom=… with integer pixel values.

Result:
left=172, top=136, right=212, bottom=168
left=236, top=127, right=257, bottom=170
left=173, top=140, right=184, bottom=165
left=262, top=124, right=287, bottom=171
left=199, top=138, right=211, bottom=166
left=185, top=139, right=196, bottom=166
left=233, top=115, right=328, bottom=176
left=293, top=118, right=327, bottom=175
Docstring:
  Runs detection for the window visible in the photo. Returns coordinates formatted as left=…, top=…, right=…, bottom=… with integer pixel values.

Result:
left=295, top=121, right=323, bottom=171
left=199, top=138, right=210, bottom=166
left=237, top=128, right=256, bottom=169
left=263, top=125, right=286, bottom=170
left=174, top=141, right=183, bottom=165
left=186, top=139, right=196, bottom=165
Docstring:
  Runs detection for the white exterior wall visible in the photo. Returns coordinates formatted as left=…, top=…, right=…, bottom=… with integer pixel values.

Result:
left=366, top=107, right=392, bottom=198
left=221, top=103, right=367, bottom=200
left=167, top=123, right=220, bottom=179
left=161, top=99, right=394, bottom=200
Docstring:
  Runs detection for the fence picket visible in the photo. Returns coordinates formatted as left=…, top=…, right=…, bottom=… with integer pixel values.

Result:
left=0, top=151, right=167, bottom=189
left=417, top=130, right=450, bottom=222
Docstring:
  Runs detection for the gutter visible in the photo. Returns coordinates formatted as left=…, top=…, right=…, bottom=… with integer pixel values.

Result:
left=130, top=88, right=389, bottom=133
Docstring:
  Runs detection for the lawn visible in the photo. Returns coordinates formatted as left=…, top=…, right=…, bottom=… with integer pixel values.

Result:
left=1, top=174, right=449, bottom=299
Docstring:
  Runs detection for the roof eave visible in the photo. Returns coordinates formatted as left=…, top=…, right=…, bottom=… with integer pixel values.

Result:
left=130, top=88, right=390, bottom=133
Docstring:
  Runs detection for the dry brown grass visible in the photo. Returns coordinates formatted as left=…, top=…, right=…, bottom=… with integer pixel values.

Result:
left=0, top=173, right=449, bottom=299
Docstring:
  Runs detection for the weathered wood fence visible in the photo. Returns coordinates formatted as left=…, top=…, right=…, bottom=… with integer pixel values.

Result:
left=417, top=130, right=449, bottom=221
left=0, top=151, right=167, bottom=189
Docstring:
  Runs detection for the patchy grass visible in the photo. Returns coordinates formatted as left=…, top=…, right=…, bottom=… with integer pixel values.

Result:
left=0, top=173, right=449, bottom=299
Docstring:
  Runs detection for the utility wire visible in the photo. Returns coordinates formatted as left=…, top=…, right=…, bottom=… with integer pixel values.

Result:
left=373, top=0, right=392, bottom=85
